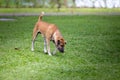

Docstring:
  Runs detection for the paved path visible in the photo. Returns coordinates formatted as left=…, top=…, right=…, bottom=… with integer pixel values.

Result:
left=0, top=12, right=120, bottom=16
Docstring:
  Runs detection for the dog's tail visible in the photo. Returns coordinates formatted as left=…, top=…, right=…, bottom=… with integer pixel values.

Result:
left=38, top=12, right=44, bottom=22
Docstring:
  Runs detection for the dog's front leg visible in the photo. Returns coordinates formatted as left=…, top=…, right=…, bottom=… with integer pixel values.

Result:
left=44, top=37, right=47, bottom=53
left=53, top=48, right=57, bottom=55
left=53, top=43, right=57, bottom=55
left=46, top=39, right=52, bottom=56
left=31, top=41, right=34, bottom=51
left=31, top=26, right=38, bottom=51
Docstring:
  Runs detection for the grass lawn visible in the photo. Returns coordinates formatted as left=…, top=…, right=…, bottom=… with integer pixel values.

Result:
left=0, top=8, right=120, bottom=13
left=0, top=15, right=120, bottom=80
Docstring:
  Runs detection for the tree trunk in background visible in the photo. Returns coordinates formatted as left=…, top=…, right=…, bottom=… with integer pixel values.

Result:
left=64, top=0, right=67, bottom=7
left=73, top=0, right=75, bottom=4
left=57, top=0, right=61, bottom=11
left=50, top=0, right=56, bottom=8
left=34, top=0, right=38, bottom=8
left=103, top=0, right=106, bottom=7
left=0, top=1, right=1, bottom=7
left=5, top=0, right=10, bottom=8
left=72, top=0, right=75, bottom=7
left=15, top=0, right=19, bottom=8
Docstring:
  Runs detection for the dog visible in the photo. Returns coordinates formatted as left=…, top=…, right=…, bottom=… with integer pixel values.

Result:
left=31, top=12, right=66, bottom=56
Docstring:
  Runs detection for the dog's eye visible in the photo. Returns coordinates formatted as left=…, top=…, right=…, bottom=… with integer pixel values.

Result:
left=61, top=45, right=64, bottom=47
left=57, top=40, right=60, bottom=45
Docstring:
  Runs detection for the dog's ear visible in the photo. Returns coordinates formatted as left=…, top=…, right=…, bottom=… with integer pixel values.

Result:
left=65, top=41, right=67, bottom=44
left=57, top=40, right=60, bottom=45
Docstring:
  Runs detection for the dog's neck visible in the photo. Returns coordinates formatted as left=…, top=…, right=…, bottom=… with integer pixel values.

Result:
left=52, top=30, right=62, bottom=45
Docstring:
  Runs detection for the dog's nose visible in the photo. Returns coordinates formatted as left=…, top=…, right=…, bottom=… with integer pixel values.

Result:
left=58, top=47, right=64, bottom=53
left=60, top=49, right=64, bottom=53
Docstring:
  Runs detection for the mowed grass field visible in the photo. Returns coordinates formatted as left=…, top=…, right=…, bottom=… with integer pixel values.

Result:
left=0, top=8, right=120, bottom=13
left=0, top=15, right=120, bottom=80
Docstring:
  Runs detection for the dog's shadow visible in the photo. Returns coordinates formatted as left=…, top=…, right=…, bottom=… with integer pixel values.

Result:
left=34, top=50, right=65, bottom=57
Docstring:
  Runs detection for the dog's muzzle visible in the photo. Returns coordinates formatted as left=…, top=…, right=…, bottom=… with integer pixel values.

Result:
left=58, top=47, right=64, bottom=53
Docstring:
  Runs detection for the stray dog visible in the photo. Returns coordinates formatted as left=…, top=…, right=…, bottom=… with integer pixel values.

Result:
left=31, top=12, right=66, bottom=56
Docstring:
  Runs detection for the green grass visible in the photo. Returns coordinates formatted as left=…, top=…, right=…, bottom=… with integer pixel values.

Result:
left=0, top=8, right=120, bottom=13
left=0, top=15, right=120, bottom=80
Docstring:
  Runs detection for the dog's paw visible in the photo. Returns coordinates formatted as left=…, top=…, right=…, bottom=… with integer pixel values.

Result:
left=48, top=52, right=52, bottom=56
left=52, top=51, right=56, bottom=55
left=49, top=54, right=52, bottom=56
left=31, top=48, right=34, bottom=51
left=44, top=49, right=47, bottom=53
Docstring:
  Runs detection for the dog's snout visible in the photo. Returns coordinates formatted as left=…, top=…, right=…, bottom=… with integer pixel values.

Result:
left=58, top=47, right=64, bottom=53
left=61, top=50, right=64, bottom=53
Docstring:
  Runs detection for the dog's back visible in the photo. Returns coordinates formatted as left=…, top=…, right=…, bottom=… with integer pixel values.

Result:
left=35, top=12, right=58, bottom=36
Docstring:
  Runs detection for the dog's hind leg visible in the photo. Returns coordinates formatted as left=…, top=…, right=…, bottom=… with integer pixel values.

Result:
left=31, top=26, right=38, bottom=51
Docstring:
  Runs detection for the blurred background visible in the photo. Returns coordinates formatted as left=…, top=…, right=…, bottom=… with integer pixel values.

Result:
left=0, top=0, right=120, bottom=9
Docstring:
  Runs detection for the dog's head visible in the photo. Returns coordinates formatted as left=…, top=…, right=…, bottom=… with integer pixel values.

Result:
left=56, top=38, right=66, bottom=53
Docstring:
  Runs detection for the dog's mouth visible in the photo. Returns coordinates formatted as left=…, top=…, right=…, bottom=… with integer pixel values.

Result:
left=58, top=47, right=64, bottom=53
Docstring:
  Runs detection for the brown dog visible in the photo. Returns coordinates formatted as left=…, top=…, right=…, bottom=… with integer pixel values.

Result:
left=31, top=12, right=66, bottom=56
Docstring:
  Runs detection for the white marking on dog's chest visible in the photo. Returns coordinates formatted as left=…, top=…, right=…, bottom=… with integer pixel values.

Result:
left=52, top=31, right=57, bottom=40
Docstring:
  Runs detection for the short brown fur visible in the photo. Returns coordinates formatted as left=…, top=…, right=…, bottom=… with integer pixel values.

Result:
left=31, top=12, right=66, bottom=56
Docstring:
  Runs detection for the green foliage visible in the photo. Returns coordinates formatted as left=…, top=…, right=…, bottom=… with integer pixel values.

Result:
left=0, top=0, right=65, bottom=8
left=0, top=15, right=120, bottom=80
